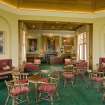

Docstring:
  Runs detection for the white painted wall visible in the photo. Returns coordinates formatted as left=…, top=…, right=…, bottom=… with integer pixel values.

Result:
left=0, top=9, right=18, bottom=67
left=93, top=18, right=105, bottom=69
left=0, top=16, right=10, bottom=59
left=0, top=5, right=105, bottom=69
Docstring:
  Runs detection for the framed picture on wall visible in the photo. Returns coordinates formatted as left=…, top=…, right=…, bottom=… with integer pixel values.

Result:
left=0, top=31, right=4, bottom=54
left=28, top=38, right=37, bottom=52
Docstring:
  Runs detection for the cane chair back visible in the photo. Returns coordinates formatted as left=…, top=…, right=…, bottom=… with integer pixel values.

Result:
left=11, top=69, right=20, bottom=81
left=64, top=65, right=74, bottom=72
left=50, top=71, right=60, bottom=86
left=12, top=72, right=29, bottom=86
left=90, top=71, right=104, bottom=82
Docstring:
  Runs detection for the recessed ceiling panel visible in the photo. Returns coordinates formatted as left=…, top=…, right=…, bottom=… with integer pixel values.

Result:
left=21, top=20, right=85, bottom=31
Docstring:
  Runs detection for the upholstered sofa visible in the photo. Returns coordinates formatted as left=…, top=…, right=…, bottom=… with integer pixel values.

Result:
left=24, top=63, right=40, bottom=73
left=0, top=59, right=12, bottom=79
left=50, top=56, right=63, bottom=64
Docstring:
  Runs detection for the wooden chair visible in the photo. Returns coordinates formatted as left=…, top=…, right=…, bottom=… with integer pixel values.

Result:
left=101, top=78, right=105, bottom=101
left=5, top=80, right=30, bottom=105
left=63, top=64, right=75, bottom=87
left=76, top=60, right=88, bottom=71
left=11, top=69, right=29, bottom=87
left=90, top=71, right=104, bottom=91
left=75, top=60, right=88, bottom=80
left=63, top=71, right=75, bottom=87
left=37, top=76, right=59, bottom=105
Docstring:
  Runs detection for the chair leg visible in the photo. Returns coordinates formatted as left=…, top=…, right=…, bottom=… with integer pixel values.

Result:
left=64, top=79, right=67, bottom=88
left=56, top=91, right=60, bottom=100
left=102, top=93, right=105, bottom=102
left=50, top=96, right=53, bottom=105
left=5, top=96, right=9, bottom=105
left=71, top=80, right=74, bottom=86
left=12, top=97, right=17, bottom=105
left=36, top=92, right=41, bottom=103
left=26, top=94, right=30, bottom=105
left=38, top=92, right=42, bottom=101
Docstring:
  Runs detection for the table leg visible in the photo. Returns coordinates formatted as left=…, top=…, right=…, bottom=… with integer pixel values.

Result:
left=34, top=83, right=38, bottom=104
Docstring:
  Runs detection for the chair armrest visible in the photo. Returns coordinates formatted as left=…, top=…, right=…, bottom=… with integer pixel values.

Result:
left=91, top=71, right=104, bottom=77
left=38, top=82, right=56, bottom=85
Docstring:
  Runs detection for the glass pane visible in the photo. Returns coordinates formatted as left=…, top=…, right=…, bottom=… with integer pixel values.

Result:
left=80, top=33, right=83, bottom=39
left=84, top=44, right=87, bottom=60
left=79, top=44, right=83, bottom=60
left=78, top=32, right=87, bottom=60
left=84, top=32, right=87, bottom=39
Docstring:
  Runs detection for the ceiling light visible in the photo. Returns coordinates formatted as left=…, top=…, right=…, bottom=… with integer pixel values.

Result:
left=32, top=25, right=35, bottom=28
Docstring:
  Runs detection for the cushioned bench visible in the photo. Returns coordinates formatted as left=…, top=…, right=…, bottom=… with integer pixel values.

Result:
left=99, top=57, right=105, bottom=71
left=24, top=63, right=40, bottom=74
left=0, top=59, right=12, bottom=79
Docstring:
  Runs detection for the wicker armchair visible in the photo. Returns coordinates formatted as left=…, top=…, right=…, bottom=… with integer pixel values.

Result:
left=37, top=75, right=59, bottom=105
left=5, top=80, right=30, bottom=105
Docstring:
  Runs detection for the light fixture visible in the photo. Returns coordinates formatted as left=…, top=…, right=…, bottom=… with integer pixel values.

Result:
left=63, top=39, right=66, bottom=42
left=49, top=33, right=53, bottom=37
left=32, top=25, right=35, bottom=29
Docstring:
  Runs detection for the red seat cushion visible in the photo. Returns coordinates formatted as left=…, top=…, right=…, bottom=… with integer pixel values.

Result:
left=16, top=79, right=28, bottom=84
left=39, top=78, right=49, bottom=83
left=38, top=84, right=56, bottom=95
left=11, top=86, right=30, bottom=96
left=65, top=59, right=72, bottom=65
left=63, top=72, right=74, bottom=79
left=34, top=59, right=41, bottom=65
left=92, top=77, right=103, bottom=82
left=25, top=63, right=39, bottom=71
left=76, top=60, right=87, bottom=70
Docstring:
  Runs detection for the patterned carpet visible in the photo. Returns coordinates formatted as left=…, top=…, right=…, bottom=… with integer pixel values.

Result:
left=0, top=64, right=104, bottom=105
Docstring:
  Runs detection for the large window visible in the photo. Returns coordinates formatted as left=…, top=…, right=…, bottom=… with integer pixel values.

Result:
left=77, top=32, right=87, bottom=60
